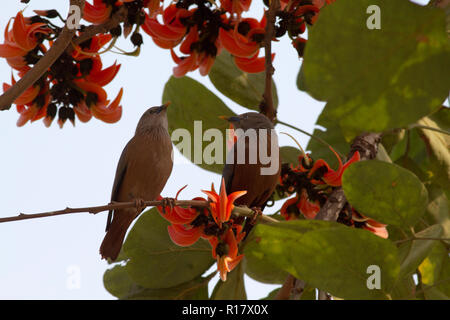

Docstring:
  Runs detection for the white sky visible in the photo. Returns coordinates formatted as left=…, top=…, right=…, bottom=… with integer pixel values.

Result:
left=0, top=0, right=428, bottom=299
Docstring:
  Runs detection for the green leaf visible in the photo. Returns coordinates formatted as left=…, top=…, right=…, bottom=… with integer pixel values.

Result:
left=211, top=262, right=247, bottom=300
left=260, top=288, right=280, bottom=300
left=296, top=64, right=308, bottom=92
left=398, top=224, right=443, bottom=279
left=243, top=253, right=288, bottom=285
left=162, top=76, right=235, bottom=174
left=244, top=220, right=400, bottom=299
left=122, top=208, right=214, bottom=289
left=342, top=160, right=428, bottom=228
left=209, top=51, right=278, bottom=110
left=302, top=0, right=450, bottom=139
left=103, top=264, right=213, bottom=300
left=390, top=275, right=416, bottom=300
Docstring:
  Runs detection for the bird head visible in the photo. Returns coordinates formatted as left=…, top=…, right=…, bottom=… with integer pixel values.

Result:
left=221, top=112, right=274, bottom=130
left=136, top=102, right=170, bottom=134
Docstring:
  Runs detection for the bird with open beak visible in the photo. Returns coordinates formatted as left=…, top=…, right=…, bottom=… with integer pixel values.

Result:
left=100, top=103, right=173, bottom=261
left=221, top=112, right=281, bottom=211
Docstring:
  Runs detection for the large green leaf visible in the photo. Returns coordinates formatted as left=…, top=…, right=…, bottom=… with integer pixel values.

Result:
left=243, top=252, right=288, bottom=284
left=342, top=160, right=428, bottom=228
left=162, top=76, right=235, bottom=174
left=122, top=208, right=214, bottom=289
left=211, top=262, right=247, bottom=300
left=209, top=51, right=278, bottom=110
left=302, top=0, right=450, bottom=139
left=103, top=264, right=212, bottom=299
left=244, top=220, right=400, bottom=299
left=397, top=224, right=443, bottom=279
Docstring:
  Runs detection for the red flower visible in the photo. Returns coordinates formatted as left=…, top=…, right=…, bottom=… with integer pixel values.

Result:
left=220, top=0, right=252, bottom=17
left=74, top=80, right=123, bottom=124
left=352, top=210, right=388, bottom=239
left=210, top=228, right=244, bottom=281
left=280, top=196, right=300, bottom=221
left=83, top=0, right=112, bottom=24
left=142, top=5, right=190, bottom=47
left=308, top=148, right=361, bottom=187
left=298, top=188, right=320, bottom=219
left=0, top=12, right=49, bottom=71
left=234, top=52, right=275, bottom=73
left=157, top=185, right=200, bottom=225
left=280, top=189, right=320, bottom=220
left=167, top=223, right=204, bottom=247
left=202, top=178, right=247, bottom=227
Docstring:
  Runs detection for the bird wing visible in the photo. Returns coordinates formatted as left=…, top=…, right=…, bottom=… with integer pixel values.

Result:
left=222, top=145, right=237, bottom=194
left=105, top=141, right=130, bottom=232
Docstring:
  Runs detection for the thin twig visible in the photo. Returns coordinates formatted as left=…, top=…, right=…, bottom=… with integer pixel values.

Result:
left=260, top=0, right=280, bottom=122
left=0, top=0, right=85, bottom=110
left=0, top=199, right=278, bottom=224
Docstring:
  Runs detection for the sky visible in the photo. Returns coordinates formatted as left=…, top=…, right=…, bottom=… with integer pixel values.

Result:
left=0, top=0, right=429, bottom=299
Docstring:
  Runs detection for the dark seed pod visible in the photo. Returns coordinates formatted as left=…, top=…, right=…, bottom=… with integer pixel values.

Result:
left=67, top=107, right=75, bottom=124
left=47, top=103, right=57, bottom=118
left=79, top=58, right=93, bottom=75
left=131, top=32, right=143, bottom=46
left=110, top=25, right=122, bottom=37
left=85, top=92, right=98, bottom=107
left=44, top=10, right=59, bottom=18
left=215, top=242, right=229, bottom=257
left=58, top=106, right=69, bottom=121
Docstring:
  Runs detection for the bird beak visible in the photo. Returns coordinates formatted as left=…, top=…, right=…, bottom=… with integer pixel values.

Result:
left=219, top=115, right=240, bottom=123
left=159, top=101, right=171, bottom=113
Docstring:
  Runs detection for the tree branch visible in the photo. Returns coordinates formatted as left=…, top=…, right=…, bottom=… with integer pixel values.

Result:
left=260, top=0, right=280, bottom=122
left=0, top=0, right=85, bottom=111
left=0, top=199, right=279, bottom=224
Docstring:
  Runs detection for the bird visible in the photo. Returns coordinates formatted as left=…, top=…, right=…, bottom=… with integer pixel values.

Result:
left=99, top=103, right=173, bottom=261
left=221, top=112, right=280, bottom=211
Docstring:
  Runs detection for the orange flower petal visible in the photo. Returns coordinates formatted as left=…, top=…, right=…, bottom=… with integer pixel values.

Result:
left=167, top=224, right=203, bottom=246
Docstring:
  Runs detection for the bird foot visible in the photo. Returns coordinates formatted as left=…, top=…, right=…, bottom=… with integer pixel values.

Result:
left=249, top=207, right=263, bottom=225
left=134, top=198, right=146, bottom=213
left=160, top=197, right=176, bottom=213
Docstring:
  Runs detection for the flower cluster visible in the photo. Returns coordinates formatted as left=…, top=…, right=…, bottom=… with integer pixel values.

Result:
left=82, top=0, right=335, bottom=77
left=278, top=147, right=388, bottom=238
left=277, top=0, right=336, bottom=57
left=0, top=11, right=123, bottom=127
left=157, top=179, right=247, bottom=281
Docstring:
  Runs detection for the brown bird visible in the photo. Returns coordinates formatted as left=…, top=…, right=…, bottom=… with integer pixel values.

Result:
left=100, top=103, right=173, bottom=261
left=222, top=112, right=280, bottom=210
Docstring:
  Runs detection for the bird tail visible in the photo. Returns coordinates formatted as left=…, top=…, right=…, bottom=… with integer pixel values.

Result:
left=99, top=214, right=133, bottom=261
